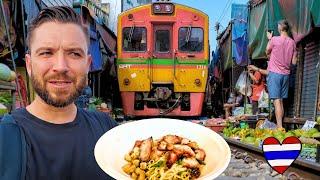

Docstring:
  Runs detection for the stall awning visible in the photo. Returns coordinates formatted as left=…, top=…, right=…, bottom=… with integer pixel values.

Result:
left=217, top=23, right=233, bottom=71
left=231, top=4, right=248, bottom=66
left=249, top=0, right=320, bottom=60
left=96, top=23, right=116, bottom=56
left=248, top=2, right=268, bottom=59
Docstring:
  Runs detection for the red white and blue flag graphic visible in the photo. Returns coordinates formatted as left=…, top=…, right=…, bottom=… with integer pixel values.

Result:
left=262, top=137, right=302, bottom=174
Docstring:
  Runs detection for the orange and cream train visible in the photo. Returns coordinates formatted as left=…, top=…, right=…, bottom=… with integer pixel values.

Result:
left=117, top=1, right=209, bottom=117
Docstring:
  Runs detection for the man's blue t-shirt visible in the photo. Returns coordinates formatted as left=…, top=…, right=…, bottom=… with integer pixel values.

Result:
left=11, top=108, right=117, bottom=180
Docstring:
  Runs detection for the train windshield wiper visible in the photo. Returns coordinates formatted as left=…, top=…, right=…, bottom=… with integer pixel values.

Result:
left=185, top=26, right=192, bottom=43
left=128, top=25, right=135, bottom=43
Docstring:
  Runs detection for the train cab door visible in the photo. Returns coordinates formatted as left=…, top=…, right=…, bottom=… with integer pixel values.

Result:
left=151, top=25, right=173, bottom=83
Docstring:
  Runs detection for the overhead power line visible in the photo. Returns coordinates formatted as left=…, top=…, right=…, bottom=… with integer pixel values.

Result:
left=217, top=0, right=233, bottom=23
left=219, top=0, right=234, bottom=23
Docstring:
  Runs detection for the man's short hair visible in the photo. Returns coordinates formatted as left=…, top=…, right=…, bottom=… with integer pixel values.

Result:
left=27, top=6, right=89, bottom=52
left=278, top=19, right=290, bottom=32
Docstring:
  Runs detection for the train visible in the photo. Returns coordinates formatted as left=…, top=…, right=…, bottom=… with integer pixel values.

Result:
left=116, top=1, right=209, bottom=117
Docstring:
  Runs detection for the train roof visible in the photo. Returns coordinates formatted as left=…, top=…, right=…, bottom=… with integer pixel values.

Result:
left=118, top=3, right=209, bottom=19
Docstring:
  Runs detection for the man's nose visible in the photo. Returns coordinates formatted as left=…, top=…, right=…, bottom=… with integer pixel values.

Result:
left=52, top=52, right=69, bottom=73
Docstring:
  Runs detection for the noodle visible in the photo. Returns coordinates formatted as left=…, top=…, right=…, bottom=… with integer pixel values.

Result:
left=122, top=135, right=206, bottom=180
left=146, top=156, right=191, bottom=180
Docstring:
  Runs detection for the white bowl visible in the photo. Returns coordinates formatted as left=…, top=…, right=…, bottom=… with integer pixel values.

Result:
left=94, top=118, right=231, bottom=180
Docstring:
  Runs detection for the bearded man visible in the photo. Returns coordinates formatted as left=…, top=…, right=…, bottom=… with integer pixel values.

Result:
left=0, top=6, right=116, bottom=180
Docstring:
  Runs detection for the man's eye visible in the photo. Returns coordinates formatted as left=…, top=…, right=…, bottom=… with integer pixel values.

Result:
left=39, top=51, right=52, bottom=56
left=70, top=52, right=82, bottom=57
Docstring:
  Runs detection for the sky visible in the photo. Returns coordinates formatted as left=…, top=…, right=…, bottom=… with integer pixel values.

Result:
left=172, top=0, right=249, bottom=53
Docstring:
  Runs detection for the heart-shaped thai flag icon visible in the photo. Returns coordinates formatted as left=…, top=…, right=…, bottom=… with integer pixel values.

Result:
left=262, top=136, right=301, bottom=174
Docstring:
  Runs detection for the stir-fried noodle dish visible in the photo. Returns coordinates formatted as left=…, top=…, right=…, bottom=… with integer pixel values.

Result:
left=122, top=135, right=206, bottom=180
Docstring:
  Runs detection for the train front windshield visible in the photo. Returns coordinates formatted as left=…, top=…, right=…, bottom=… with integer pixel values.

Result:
left=178, top=27, right=204, bottom=52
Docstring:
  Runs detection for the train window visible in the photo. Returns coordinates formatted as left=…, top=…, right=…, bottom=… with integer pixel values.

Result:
left=123, top=27, right=147, bottom=52
left=155, top=30, right=170, bottom=52
left=178, top=27, right=203, bottom=52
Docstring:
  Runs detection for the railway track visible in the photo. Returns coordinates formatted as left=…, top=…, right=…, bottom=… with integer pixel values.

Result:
left=218, top=137, right=320, bottom=180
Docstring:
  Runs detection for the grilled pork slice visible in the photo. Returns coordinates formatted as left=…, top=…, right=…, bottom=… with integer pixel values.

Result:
left=167, top=151, right=179, bottom=168
left=181, top=157, right=200, bottom=168
left=150, top=149, right=164, bottom=161
left=187, top=142, right=199, bottom=150
left=133, top=140, right=143, bottom=148
left=173, top=144, right=196, bottom=157
left=139, top=137, right=153, bottom=162
left=167, top=143, right=174, bottom=151
left=163, top=135, right=182, bottom=144
left=158, top=140, right=167, bottom=151
left=181, top=138, right=191, bottom=145
left=195, top=149, right=206, bottom=161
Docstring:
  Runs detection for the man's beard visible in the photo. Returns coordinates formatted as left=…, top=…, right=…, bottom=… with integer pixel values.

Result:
left=31, top=72, right=87, bottom=108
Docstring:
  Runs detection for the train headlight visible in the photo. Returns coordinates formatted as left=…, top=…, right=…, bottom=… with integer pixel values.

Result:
left=154, top=4, right=161, bottom=12
left=194, top=79, right=201, bottom=86
left=152, top=3, right=174, bottom=14
left=164, top=4, right=172, bottom=12
left=124, top=78, right=130, bottom=86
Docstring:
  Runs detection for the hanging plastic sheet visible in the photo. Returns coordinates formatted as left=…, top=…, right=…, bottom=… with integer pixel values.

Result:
left=218, top=24, right=233, bottom=71
left=275, top=0, right=320, bottom=41
left=249, top=0, right=320, bottom=60
left=267, top=0, right=311, bottom=42
left=209, top=49, right=220, bottom=76
left=310, top=0, right=320, bottom=27
left=212, top=48, right=220, bottom=65
left=248, top=2, right=268, bottom=59
left=231, top=4, right=248, bottom=66
left=89, top=31, right=103, bottom=72
left=80, top=5, right=103, bottom=72
left=23, top=0, right=40, bottom=26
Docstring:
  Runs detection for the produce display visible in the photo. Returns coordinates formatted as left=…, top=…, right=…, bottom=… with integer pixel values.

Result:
left=0, top=103, right=8, bottom=116
left=222, top=122, right=320, bottom=149
left=0, top=92, right=13, bottom=106
left=299, top=145, right=317, bottom=162
left=0, top=63, right=16, bottom=82
left=0, top=92, right=12, bottom=115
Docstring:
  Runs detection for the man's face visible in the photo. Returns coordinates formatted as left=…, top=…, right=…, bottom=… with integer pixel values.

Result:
left=26, top=22, right=91, bottom=108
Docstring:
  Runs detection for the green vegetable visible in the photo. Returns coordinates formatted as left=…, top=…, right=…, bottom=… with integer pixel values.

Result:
left=242, top=136, right=255, bottom=145
left=0, top=92, right=12, bottom=106
left=0, top=103, right=8, bottom=115
left=312, top=132, right=320, bottom=138
left=151, top=160, right=165, bottom=167
left=317, top=116, right=320, bottom=124
left=284, top=132, right=295, bottom=138
left=308, top=128, right=319, bottom=134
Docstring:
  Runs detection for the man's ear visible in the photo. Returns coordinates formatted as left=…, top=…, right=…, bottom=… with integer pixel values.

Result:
left=25, top=54, right=32, bottom=76
left=86, top=54, right=92, bottom=73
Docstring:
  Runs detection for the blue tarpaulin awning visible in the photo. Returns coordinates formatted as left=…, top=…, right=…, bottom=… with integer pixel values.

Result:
left=231, top=4, right=248, bottom=66
left=89, top=28, right=103, bottom=72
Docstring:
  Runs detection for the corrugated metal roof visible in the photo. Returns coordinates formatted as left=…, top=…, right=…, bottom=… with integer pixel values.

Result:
left=217, top=22, right=232, bottom=45
left=41, top=0, right=73, bottom=7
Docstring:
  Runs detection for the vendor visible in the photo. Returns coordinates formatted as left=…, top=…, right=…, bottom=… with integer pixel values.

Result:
left=248, top=66, right=266, bottom=115
left=75, top=86, right=92, bottom=109
left=223, top=91, right=244, bottom=118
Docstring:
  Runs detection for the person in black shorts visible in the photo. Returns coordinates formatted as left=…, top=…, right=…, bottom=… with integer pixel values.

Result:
left=0, top=6, right=117, bottom=180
